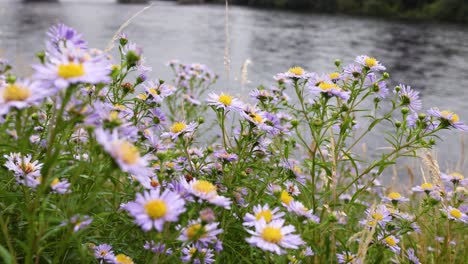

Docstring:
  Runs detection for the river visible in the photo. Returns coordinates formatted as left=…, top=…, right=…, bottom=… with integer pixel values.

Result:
left=0, top=0, right=467, bottom=176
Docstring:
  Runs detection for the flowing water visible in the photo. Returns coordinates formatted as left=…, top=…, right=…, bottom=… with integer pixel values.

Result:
left=1, top=0, right=467, bottom=175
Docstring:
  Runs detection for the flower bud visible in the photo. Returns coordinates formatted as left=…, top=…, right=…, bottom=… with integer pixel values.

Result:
left=291, top=119, right=299, bottom=128
left=125, top=50, right=140, bottom=68
left=121, top=82, right=134, bottom=94
left=395, top=121, right=402, bottom=128
left=334, top=59, right=341, bottom=67
left=382, top=72, right=390, bottom=79
left=197, top=117, right=205, bottom=124
left=6, top=74, right=16, bottom=84
left=418, top=113, right=426, bottom=120
left=36, top=51, right=46, bottom=64
left=312, top=118, right=323, bottom=127
left=401, top=107, right=409, bottom=115
left=394, top=86, right=401, bottom=93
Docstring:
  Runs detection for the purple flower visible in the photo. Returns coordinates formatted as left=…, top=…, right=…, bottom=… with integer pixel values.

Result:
left=309, top=81, right=350, bottom=101
left=337, top=251, right=356, bottom=263
left=395, top=84, right=422, bottom=112
left=46, top=23, right=87, bottom=51
left=125, top=188, right=186, bottom=232
left=243, top=204, right=285, bottom=227
left=207, top=92, right=244, bottom=112
left=94, top=244, right=115, bottom=263
left=245, top=219, right=304, bottom=255
left=355, top=55, right=386, bottom=72
left=406, top=248, right=420, bottom=264
left=0, top=79, right=51, bottom=116
left=4, top=153, right=43, bottom=188
left=34, top=46, right=111, bottom=91
left=181, top=177, right=231, bottom=209
left=50, top=178, right=71, bottom=194
left=178, top=219, right=223, bottom=245
left=95, top=128, right=152, bottom=183
left=161, top=121, right=197, bottom=141
left=143, top=241, right=173, bottom=255
left=181, top=243, right=215, bottom=264
left=427, top=108, right=468, bottom=131
left=213, top=149, right=238, bottom=162
left=142, top=80, right=176, bottom=103
left=364, top=73, right=389, bottom=98
left=379, top=235, right=400, bottom=254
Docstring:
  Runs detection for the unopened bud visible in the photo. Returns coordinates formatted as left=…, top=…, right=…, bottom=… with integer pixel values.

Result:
left=334, top=59, right=341, bottom=68
left=382, top=72, right=390, bottom=79
left=395, top=121, right=402, bottom=128
left=401, top=107, right=409, bottom=115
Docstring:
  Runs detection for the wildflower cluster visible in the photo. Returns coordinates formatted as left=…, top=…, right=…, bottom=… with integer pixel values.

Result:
left=0, top=24, right=466, bottom=263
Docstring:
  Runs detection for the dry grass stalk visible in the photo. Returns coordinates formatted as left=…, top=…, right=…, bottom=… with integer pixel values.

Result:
left=353, top=203, right=378, bottom=263
left=223, top=0, right=231, bottom=79
left=421, top=152, right=443, bottom=189
left=240, top=59, right=251, bottom=89
left=104, top=3, right=154, bottom=52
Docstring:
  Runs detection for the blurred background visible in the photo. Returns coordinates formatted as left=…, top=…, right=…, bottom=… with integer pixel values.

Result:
left=0, top=0, right=467, bottom=177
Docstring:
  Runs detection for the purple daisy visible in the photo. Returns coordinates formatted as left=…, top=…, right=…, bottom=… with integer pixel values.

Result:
left=243, top=204, right=285, bottom=227
left=427, top=108, right=468, bottom=131
left=355, top=55, right=386, bottom=72
left=181, top=243, right=215, bottom=264
left=178, top=219, right=223, bottom=245
left=364, top=73, right=389, bottom=99
left=245, top=219, right=304, bottom=255
left=206, top=92, right=244, bottom=112
left=309, top=81, right=350, bottom=101
left=46, top=23, right=87, bottom=51
left=395, top=84, right=422, bottom=112
left=125, top=188, right=186, bottom=232
left=95, top=128, right=152, bottom=182
left=34, top=43, right=111, bottom=91
left=94, top=244, right=115, bottom=263
left=142, top=80, right=176, bottom=103
left=0, top=79, right=51, bottom=115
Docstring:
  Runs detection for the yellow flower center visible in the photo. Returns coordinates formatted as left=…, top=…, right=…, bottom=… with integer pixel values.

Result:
left=261, top=227, right=283, bottom=243
left=138, top=93, right=148, bottom=100
left=189, top=247, right=197, bottom=255
left=148, top=88, right=159, bottom=96
left=288, top=66, right=304, bottom=76
left=218, top=93, right=233, bottom=106
left=449, top=208, right=462, bottom=219
left=255, top=210, right=273, bottom=223
left=385, top=236, right=397, bottom=246
left=170, top=122, right=187, bottom=133
left=114, top=104, right=126, bottom=111
left=21, top=162, right=35, bottom=174
left=318, top=82, right=337, bottom=91
left=252, top=113, right=263, bottom=124
left=372, top=212, right=383, bottom=221
left=364, top=57, right=378, bottom=67
left=440, top=111, right=459, bottom=123
left=186, top=223, right=206, bottom=240
left=144, top=200, right=167, bottom=219
left=193, top=180, right=217, bottom=193
left=50, top=178, right=60, bottom=187
left=114, top=254, right=134, bottom=264
left=449, top=172, right=464, bottom=180
left=109, top=111, right=120, bottom=122
left=345, top=255, right=354, bottom=261
left=388, top=192, right=401, bottom=200
left=329, top=72, right=340, bottom=79
left=118, top=141, right=140, bottom=165
left=421, top=183, right=433, bottom=189
left=3, top=84, right=31, bottom=102
left=280, top=190, right=293, bottom=205
left=57, top=63, right=85, bottom=79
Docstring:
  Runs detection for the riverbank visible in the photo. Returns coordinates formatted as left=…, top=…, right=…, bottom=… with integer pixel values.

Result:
left=203, top=0, right=467, bottom=23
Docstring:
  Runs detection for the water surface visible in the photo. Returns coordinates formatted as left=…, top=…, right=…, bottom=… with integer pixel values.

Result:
left=0, top=0, right=467, bottom=173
